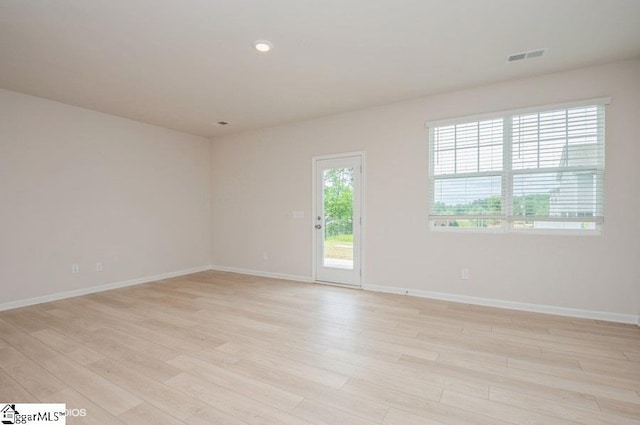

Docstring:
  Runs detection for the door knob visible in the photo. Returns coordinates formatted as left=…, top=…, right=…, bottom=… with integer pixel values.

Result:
left=315, top=224, right=322, bottom=229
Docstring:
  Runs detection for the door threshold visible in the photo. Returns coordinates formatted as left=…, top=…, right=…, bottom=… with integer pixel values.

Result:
left=314, top=280, right=362, bottom=289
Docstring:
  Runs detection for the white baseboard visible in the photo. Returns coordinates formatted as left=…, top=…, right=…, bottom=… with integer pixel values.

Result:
left=3, top=264, right=636, bottom=326
left=0, top=265, right=211, bottom=312
left=209, top=264, right=313, bottom=283
left=363, top=283, right=639, bottom=325
left=206, top=266, right=638, bottom=324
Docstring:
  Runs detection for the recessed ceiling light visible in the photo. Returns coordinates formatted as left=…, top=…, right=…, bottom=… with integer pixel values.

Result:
left=253, top=40, right=273, bottom=53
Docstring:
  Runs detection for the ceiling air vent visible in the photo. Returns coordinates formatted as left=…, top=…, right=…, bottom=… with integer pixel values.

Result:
left=508, top=53, right=527, bottom=62
left=508, top=48, right=546, bottom=62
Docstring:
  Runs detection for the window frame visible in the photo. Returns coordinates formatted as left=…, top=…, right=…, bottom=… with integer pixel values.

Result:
left=427, top=97, right=609, bottom=235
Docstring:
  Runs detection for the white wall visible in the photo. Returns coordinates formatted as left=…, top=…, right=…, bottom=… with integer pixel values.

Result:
left=210, top=60, right=640, bottom=318
left=0, top=89, right=211, bottom=306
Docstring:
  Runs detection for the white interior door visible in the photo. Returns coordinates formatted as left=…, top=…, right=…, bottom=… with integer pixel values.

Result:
left=314, top=155, right=362, bottom=286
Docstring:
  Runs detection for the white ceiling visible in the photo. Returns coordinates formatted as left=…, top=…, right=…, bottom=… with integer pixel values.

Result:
left=1, top=0, right=639, bottom=137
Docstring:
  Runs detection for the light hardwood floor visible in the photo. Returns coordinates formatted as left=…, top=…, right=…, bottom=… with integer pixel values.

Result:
left=1, top=270, right=639, bottom=424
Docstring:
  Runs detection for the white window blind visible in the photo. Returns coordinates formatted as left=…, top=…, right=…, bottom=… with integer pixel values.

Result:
left=431, top=119, right=504, bottom=229
left=428, top=100, right=606, bottom=232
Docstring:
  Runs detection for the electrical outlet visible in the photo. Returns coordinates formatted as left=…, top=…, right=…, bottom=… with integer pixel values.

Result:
left=461, top=268, right=470, bottom=280
left=71, top=264, right=79, bottom=274
left=95, top=262, right=103, bottom=272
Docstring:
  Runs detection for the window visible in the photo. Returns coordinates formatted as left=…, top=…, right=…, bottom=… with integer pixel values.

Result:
left=428, top=99, right=607, bottom=233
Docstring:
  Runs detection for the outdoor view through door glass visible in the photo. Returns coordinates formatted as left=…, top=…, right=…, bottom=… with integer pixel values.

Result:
left=323, top=167, right=354, bottom=269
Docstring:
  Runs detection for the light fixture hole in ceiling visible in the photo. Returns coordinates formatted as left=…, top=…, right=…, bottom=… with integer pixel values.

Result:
left=253, top=40, right=273, bottom=53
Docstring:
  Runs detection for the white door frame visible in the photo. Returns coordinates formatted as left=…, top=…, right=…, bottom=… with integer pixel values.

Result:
left=311, top=151, right=365, bottom=287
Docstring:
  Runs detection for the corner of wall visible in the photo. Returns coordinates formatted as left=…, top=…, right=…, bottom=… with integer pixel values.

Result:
left=208, top=136, right=215, bottom=266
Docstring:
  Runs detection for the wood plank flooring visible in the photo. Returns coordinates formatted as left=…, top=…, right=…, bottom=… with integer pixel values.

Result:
left=1, top=270, right=639, bottom=424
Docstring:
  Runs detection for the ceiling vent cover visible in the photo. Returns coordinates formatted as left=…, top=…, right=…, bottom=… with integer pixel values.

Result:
left=508, top=48, right=546, bottom=62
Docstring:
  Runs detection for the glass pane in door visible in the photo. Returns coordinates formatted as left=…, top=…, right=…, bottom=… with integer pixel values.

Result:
left=323, top=167, right=354, bottom=269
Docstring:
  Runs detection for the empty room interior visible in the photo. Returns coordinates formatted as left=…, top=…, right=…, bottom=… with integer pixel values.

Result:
left=1, top=1, right=640, bottom=424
